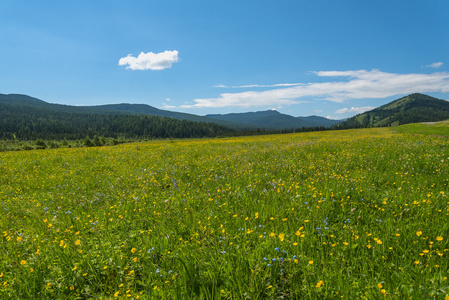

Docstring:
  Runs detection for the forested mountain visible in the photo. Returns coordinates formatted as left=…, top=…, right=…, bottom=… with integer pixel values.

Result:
left=92, top=103, right=252, bottom=129
left=206, top=110, right=340, bottom=129
left=0, top=94, right=236, bottom=140
left=0, top=93, right=124, bottom=115
left=94, top=104, right=340, bottom=129
left=0, top=93, right=341, bottom=135
left=299, top=115, right=342, bottom=127
left=0, top=94, right=260, bottom=130
left=334, top=93, right=449, bottom=128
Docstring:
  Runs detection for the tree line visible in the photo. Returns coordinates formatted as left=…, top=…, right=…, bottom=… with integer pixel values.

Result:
left=0, top=105, right=239, bottom=140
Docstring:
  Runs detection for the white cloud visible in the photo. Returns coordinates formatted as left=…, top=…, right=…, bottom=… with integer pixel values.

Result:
left=165, top=98, right=171, bottom=102
left=180, top=90, right=309, bottom=108
left=181, top=69, right=449, bottom=108
left=231, top=83, right=303, bottom=88
left=335, top=106, right=376, bottom=114
left=119, top=50, right=179, bottom=70
left=215, top=83, right=303, bottom=88
left=425, top=62, right=444, bottom=69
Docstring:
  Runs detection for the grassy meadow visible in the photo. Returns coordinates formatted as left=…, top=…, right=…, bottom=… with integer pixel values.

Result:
left=1, top=127, right=449, bottom=299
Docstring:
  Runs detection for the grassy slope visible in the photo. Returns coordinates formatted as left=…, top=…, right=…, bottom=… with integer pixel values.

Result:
left=394, top=120, right=449, bottom=136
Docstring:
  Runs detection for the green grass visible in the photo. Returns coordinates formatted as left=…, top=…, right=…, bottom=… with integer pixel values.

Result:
left=394, top=120, right=449, bottom=136
left=1, top=127, right=449, bottom=299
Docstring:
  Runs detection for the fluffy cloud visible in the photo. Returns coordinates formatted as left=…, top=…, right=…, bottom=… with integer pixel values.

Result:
left=119, top=50, right=179, bottom=70
left=182, top=69, right=449, bottom=108
left=334, top=106, right=377, bottom=114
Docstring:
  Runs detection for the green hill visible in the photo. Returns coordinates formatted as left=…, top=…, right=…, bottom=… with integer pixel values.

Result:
left=335, top=93, right=449, bottom=128
left=0, top=94, right=236, bottom=140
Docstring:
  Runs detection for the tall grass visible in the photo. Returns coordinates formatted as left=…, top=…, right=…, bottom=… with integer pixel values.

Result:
left=0, top=128, right=448, bottom=299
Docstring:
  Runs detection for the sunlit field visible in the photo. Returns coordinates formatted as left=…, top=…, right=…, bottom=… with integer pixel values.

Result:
left=1, top=127, right=449, bottom=299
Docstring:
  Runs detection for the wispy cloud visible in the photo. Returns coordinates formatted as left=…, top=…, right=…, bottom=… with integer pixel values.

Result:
left=214, top=83, right=303, bottom=88
left=334, top=106, right=376, bottom=114
left=425, top=62, right=444, bottom=69
left=214, top=84, right=229, bottom=88
left=230, top=83, right=303, bottom=88
left=181, top=69, right=449, bottom=108
left=119, top=50, right=179, bottom=70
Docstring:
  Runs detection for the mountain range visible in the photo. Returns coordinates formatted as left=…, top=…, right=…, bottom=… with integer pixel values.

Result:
left=1, top=93, right=449, bottom=141
left=0, top=93, right=341, bottom=130
left=206, top=111, right=340, bottom=129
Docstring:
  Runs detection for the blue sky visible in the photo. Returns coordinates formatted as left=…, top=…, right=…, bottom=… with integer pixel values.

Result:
left=1, top=0, right=448, bottom=119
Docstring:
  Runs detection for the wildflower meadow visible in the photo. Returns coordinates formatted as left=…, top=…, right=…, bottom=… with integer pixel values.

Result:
left=1, top=127, right=448, bottom=299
